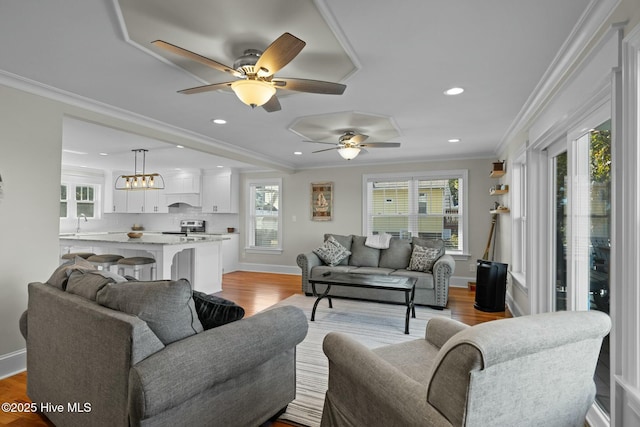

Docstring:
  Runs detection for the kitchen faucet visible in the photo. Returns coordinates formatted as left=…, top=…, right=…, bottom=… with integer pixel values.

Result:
left=76, top=213, right=87, bottom=233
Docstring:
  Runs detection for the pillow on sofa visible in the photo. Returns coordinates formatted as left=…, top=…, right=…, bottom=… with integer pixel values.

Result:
left=407, top=245, right=442, bottom=273
left=46, top=256, right=96, bottom=290
left=379, top=237, right=413, bottom=270
left=66, top=269, right=128, bottom=301
left=324, top=234, right=353, bottom=265
left=96, top=278, right=203, bottom=345
left=314, top=235, right=352, bottom=266
left=192, top=291, right=245, bottom=330
left=411, top=237, right=445, bottom=257
left=349, top=235, right=381, bottom=267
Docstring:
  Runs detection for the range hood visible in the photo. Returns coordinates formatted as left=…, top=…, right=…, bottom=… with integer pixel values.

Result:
left=165, top=194, right=200, bottom=207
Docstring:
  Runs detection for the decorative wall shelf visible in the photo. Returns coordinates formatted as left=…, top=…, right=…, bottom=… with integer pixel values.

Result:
left=489, top=189, right=509, bottom=196
left=490, top=208, right=510, bottom=214
left=490, top=170, right=506, bottom=178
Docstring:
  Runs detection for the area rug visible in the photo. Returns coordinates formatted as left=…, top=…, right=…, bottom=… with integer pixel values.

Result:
left=271, top=294, right=452, bottom=427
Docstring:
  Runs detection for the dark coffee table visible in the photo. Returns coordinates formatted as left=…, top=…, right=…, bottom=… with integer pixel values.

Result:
left=309, top=272, right=417, bottom=334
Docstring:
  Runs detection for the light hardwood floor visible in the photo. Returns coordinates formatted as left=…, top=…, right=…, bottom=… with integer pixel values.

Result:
left=0, top=272, right=508, bottom=427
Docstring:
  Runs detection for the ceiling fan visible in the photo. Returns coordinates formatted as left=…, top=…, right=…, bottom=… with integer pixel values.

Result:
left=152, top=32, right=346, bottom=112
left=305, top=131, right=401, bottom=160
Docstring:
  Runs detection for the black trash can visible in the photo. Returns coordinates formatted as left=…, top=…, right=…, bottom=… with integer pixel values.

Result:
left=474, top=259, right=508, bottom=312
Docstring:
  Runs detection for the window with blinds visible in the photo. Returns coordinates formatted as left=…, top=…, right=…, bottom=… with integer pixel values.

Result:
left=247, top=179, right=282, bottom=251
left=364, top=171, right=466, bottom=253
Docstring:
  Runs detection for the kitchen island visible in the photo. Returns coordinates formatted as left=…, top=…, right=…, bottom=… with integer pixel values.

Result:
left=59, top=233, right=228, bottom=293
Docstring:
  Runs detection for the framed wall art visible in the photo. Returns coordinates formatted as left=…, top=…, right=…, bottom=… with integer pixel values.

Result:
left=311, top=182, right=333, bottom=221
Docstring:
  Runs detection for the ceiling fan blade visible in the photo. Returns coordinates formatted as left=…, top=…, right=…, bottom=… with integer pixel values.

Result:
left=273, top=78, right=346, bottom=95
left=302, top=140, right=339, bottom=145
left=178, top=81, right=234, bottom=95
left=152, top=40, right=241, bottom=77
left=350, top=134, right=369, bottom=144
left=254, top=33, right=305, bottom=77
left=359, top=142, right=401, bottom=148
left=262, top=95, right=281, bottom=112
left=312, top=147, right=340, bottom=154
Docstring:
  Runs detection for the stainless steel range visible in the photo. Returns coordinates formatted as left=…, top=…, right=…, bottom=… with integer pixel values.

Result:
left=162, top=220, right=206, bottom=235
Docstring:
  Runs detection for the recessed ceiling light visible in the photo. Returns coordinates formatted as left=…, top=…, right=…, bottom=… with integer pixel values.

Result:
left=448, top=138, right=461, bottom=143
left=444, top=87, right=464, bottom=96
left=176, top=145, right=184, bottom=149
left=99, top=152, right=109, bottom=156
left=216, top=165, right=224, bottom=168
left=294, top=151, right=303, bottom=155
left=211, top=118, right=227, bottom=125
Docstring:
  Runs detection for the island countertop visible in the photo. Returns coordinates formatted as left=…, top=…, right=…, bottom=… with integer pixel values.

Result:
left=59, top=232, right=229, bottom=245
left=59, top=232, right=226, bottom=293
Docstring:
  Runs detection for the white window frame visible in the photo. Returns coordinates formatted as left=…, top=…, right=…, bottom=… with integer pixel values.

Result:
left=74, top=184, right=97, bottom=218
left=245, top=177, right=283, bottom=254
left=60, top=184, right=69, bottom=218
left=362, top=170, right=469, bottom=257
left=510, top=148, right=528, bottom=290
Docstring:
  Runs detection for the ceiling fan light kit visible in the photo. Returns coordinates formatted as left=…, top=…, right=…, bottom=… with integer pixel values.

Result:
left=152, top=32, right=346, bottom=112
left=115, top=149, right=165, bottom=191
left=338, top=146, right=361, bottom=160
left=230, top=79, right=276, bottom=108
left=306, top=131, right=401, bottom=160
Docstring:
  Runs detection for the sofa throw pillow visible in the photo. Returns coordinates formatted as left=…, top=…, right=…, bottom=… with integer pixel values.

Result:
left=411, top=237, right=445, bottom=258
left=407, top=245, right=442, bottom=273
left=66, top=269, right=128, bottom=301
left=313, top=235, right=351, bottom=266
left=96, top=278, right=204, bottom=345
left=46, top=256, right=96, bottom=290
left=192, top=291, right=245, bottom=330
left=324, top=234, right=353, bottom=265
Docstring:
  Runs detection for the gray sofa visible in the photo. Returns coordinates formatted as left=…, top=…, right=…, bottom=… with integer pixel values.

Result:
left=20, top=279, right=308, bottom=427
left=297, top=234, right=456, bottom=308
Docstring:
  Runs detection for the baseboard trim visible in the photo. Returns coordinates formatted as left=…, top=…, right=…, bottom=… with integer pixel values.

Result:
left=450, top=275, right=474, bottom=288
left=506, top=291, right=525, bottom=317
left=235, top=263, right=300, bottom=275
left=0, top=348, right=26, bottom=380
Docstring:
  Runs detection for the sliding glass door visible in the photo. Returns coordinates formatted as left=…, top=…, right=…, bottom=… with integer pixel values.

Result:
left=549, top=119, right=611, bottom=414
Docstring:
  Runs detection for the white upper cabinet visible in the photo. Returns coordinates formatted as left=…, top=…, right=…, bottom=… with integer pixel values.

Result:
left=145, top=188, right=168, bottom=213
left=164, top=171, right=201, bottom=194
left=201, top=170, right=239, bottom=213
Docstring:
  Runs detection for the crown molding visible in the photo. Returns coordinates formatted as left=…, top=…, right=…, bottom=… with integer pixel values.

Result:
left=496, top=0, right=621, bottom=156
left=0, top=70, right=295, bottom=173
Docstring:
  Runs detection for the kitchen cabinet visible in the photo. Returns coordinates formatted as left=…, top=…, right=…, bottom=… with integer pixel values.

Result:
left=201, top=171, right=239, bottom=213
left=127, top=191, right=145, bottom=213
left=111, top=187, right=128, bottom=213
left=165, top=172, right=201, bottom=194
left=222, top=234, right=239, bottom=274
left=145, top=189, right=169, bottom=213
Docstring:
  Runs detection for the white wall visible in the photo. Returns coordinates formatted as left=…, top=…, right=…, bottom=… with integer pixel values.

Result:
left=239, top=157, right=496, bottom=284
left=0, top=85, right=62, bottom=377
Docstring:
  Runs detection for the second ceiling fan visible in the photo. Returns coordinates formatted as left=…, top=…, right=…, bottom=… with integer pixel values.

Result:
left=152, top=32, right=346, bottom=112
left=305, top=131, right=401, bottom=160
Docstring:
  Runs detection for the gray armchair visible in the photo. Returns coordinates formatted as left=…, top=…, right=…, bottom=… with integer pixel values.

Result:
left=22, top=281, right=308, bottom=427
left=321, top=310, right=610, bottom=427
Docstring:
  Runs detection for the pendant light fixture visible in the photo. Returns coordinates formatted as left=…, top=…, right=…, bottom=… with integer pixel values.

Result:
left=114, top=149, right=165, bottom=190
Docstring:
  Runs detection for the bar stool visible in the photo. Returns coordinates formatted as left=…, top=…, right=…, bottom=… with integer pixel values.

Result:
left=117, top=257, right=156, bottom=280
left=87, top=254, right=124, bottom=272
left=60, top=252, right=95, bottom=265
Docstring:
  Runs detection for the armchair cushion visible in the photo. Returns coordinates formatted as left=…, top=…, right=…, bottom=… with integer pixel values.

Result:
left=96, top=278, right=203, bottom=345
left=46, top=256, right=95, bottom=290
left=66, top=269, right=128, bottom=301
left=313, top=235, right=352, bottom=266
